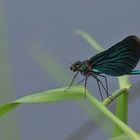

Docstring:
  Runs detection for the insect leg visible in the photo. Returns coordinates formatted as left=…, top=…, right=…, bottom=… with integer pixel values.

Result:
left=98, top=75, right=112, bottom=100
left=76, top=77, right=86, bottom=86
left=95, top=76, right=109, bottom=97
left=92, top=76, right=104, bottom=100
left=98, top=75, right=108, bottom=93
left=97, top=75, right=113, bottom=99
left=88, top=72, right=108, bottom=98
left=65, top=71, right=79, bottom=91
left=95, top=76, right=113, bottom=100
left=84, top=76, right=88, bottom=95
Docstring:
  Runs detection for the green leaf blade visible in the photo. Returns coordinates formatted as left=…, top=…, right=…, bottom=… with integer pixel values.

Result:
left=0, top=86, right=85, bottom=117
left=14, top=86, right=85, bottom=103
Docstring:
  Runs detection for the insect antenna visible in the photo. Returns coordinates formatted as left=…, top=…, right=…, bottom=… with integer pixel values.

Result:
left=65, top=71, right=79, bottom=92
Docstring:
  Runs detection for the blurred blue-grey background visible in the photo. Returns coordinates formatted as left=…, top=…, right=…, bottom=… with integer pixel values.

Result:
left=1, top=0, right=140, bottom=140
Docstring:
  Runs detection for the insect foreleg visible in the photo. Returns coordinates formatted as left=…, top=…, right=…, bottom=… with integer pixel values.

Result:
left=65, top=71, right=79, bottom=91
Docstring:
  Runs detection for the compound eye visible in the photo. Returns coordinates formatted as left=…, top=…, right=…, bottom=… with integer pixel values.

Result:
left=75, top=61, right=81, bottom=66
left=70, top=66, right=73, bottom=71
left=70, top=65, right=77, bottom=72
left=75, top=64, right=79, bottom=67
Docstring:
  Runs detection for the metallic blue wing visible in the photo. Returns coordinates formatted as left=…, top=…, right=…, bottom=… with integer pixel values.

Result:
left=88, top=36, right=140, bottom=76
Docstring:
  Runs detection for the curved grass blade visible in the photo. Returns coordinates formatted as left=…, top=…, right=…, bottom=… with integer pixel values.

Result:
left=86, top=91, right=140, bottom=140
left=112, top=75, right=131, bottom=137
left=66, top=88, right=129, bottom=140
left=76, top=29, right=104, bottom=52
left=0, top=86, right=85, bottom=117
left=0, top=103, right=19, bottom=117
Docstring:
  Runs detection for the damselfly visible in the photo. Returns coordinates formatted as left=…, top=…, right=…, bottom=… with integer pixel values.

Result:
left=66, top=36, right=140, bottom=100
